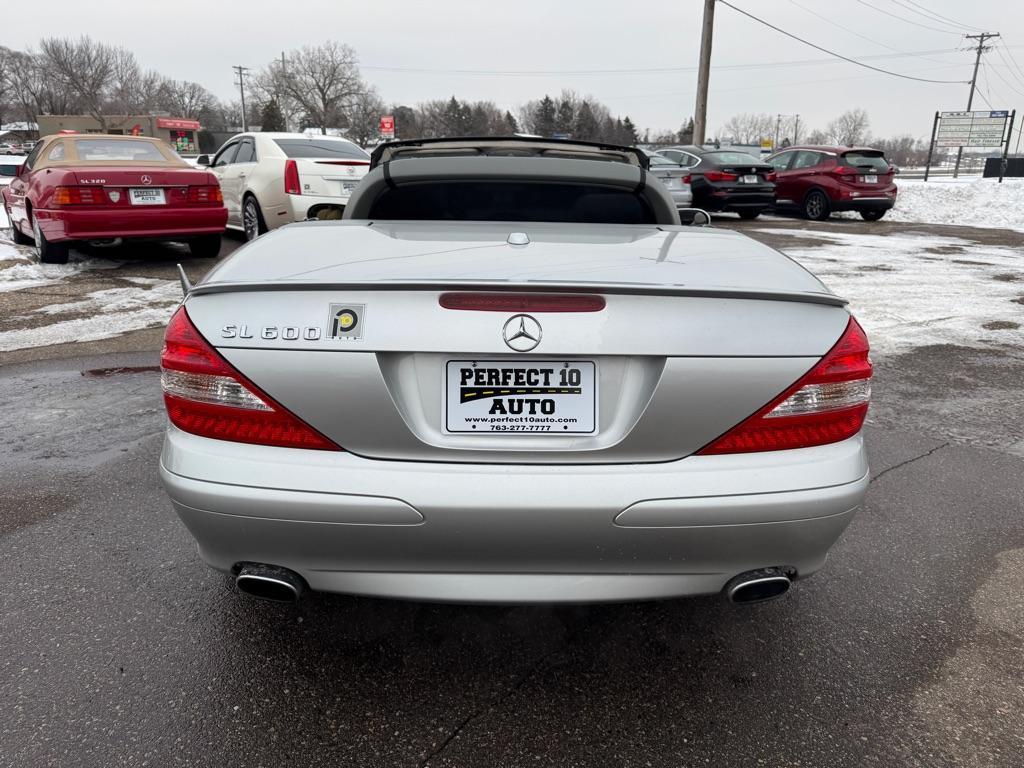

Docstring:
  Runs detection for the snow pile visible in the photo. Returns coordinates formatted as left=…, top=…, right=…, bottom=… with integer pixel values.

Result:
left=888, top=177, right=1024, bottom=231
left=0, top=276, right=179, bottom=352
left=766, top=228, right=1024, bottom=354
left=0, top=238, right=122, bottom=293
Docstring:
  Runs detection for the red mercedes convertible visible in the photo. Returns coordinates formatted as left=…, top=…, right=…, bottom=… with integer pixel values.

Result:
left=2, top=134, right=227, bottom=263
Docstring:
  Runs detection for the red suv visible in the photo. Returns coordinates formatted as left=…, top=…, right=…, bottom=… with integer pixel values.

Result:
left=766, top=146, right=897, bottom=221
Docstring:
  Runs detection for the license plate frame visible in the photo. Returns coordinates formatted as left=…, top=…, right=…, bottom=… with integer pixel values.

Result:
left=740, top=174, right=758, bottom=184
left=444, top=360, right=598, bottom=435
left=863, top=174, right=878, bottom=184
left=129, top=188, right=165, bottom=205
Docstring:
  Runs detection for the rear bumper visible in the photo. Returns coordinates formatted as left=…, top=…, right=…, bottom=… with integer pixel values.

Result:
left=700, top=188, right=775, bottom=212
left=284, top=192, right=352, bottom=223
left=159, top=427, right=869, bottom=603
left=831, top=195, right=896, bottom=213
left=36, top=206, right=227, bottom=242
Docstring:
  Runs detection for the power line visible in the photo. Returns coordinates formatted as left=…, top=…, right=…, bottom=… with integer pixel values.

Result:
left=995, top=42, right=1024, bottom=88
left=786, top=0, right=951, bottom=64
left=852, top=0, right=965, bottom=36
left=717, top=1, right=969, bottom=84
left=987, top=49, right=1024, bottom=99
left=887, top=0, right=980, bottom=34
left=896, top=0, right=987, bottom=33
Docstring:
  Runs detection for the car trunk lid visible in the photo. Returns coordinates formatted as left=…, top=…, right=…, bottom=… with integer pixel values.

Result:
left=183, top=221, right=850, bottom=463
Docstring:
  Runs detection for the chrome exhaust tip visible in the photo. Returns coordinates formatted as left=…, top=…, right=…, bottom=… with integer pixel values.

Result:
left=725, top=567, right=792, bottom=605
left=235, top=563, right=306, bottom=602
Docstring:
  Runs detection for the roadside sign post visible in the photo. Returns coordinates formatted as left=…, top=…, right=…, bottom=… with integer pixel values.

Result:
left=999, top=110, right=1016, bottom=184
left=924, top=111, right=939, bottom=182
left=379, top=115, right=395, bottom=141
left=929, top=109, right=1011, bottom=180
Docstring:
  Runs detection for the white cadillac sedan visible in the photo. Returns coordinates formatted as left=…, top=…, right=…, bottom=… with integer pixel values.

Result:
left=160, top=137, right=871, bottom=606
left=199, top=132, right=370, bottom=241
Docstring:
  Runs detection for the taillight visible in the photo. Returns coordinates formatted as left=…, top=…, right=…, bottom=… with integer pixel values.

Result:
left=52, top=186, right=101, bottom=205
left=703, top=171, right=738, bottom=182
left=284, top=159, right=301, bottom=195
left=160, top=307, right=340, bottom=450
left=187, top=185, right=223, bottom=203
left=831, top=165, right=859, bottom=178
left=765, top=172, right=777, bottom=182
left=682, top=174, right=691, bottom=184
left=439, top=292, right=606, bottom=312
left=697, top=317, right=872, bottom=455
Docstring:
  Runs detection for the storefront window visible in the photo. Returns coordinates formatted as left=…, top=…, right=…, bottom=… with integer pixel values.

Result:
left=168, top=130, right=197, bottom=154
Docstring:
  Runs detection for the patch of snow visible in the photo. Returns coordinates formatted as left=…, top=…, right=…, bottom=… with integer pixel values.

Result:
left=761, top=228, right=1024, bottom=355
left=0, top=239, right=122, bottom=293
left=888, top=177, right=1024, bottom=231
left=0, top=279, right=180, bottom=352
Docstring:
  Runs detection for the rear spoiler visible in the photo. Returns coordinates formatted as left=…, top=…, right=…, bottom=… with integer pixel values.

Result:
left=188, top=279, right=847, bottom=308
left=369, top=136, right=649, bottom=170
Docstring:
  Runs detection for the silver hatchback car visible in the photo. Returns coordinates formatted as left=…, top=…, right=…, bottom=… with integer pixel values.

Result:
left=159, top=138, right=870, bottom=605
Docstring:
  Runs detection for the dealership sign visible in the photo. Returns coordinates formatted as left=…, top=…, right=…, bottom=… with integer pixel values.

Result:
left=380, top=115, right=395, bottom=139
left=935, top=110, right=1009, bottom=148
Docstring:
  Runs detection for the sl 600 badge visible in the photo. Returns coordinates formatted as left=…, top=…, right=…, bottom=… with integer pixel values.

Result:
left=221, top=325, right=322, bottom=341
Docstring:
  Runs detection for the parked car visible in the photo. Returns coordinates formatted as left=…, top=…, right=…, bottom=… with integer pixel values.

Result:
left=655, top=146, right=702, bottom=167
left=159, top=136, right=871, bottom=606
left=1, top=134, right=227, bottom=263
left=197, top=132, right=371, bottom=241
left=0, top=143, right=21, bottom=156
left=641, top=149, right=693, bottom=210
left=0, top=156, right=26, bottom=188
left=766, top=146, right=897, bottom=221
left=674, top=146, right=775, bottom=219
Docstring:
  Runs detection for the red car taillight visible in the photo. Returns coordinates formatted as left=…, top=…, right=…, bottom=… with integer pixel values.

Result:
left=187, top=185, right=223, bottom=203
left=697, top=317, right=872, bottom=455
left=703, top=171, right=738, bottom=182
left=284, top=159, right=301, bottom=195
left=830, top=165, right=859, bottom=178
left=682, top=174, right=692, bottom=184
left=52, top=186, right=101, bottom=205
left=765, top=172, right=777, bottom=182
left=160, top=307, right=341, bottom=450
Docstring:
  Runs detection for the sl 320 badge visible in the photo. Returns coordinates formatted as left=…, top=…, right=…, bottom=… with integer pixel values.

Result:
left=220, top=303, right=366, bottom=342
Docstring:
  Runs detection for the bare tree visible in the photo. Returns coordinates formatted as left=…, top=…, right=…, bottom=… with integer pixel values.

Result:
left=6, top=48, right=78, bottom=122
left=159, top=80, right=217, bottom=119
left=718, top=113, right=776, bottom=145
left=345, top=87, right=387, bottom=146
left=39, top=36, right=121, bottom=130
left=826, top=109, right=871, bottom=146
left=279, top=42, right=365, bottom=134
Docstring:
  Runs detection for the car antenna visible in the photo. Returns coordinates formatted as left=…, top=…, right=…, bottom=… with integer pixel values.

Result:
left=176, top=264, right=192, bottom=297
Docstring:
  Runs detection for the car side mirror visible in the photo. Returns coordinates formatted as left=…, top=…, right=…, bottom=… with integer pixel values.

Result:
left=196, top=154, right=211, bottom=166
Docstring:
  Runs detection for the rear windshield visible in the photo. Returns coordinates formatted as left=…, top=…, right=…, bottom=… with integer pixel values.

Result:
left=702, top=151, right=762, bottom=165
left=274, top=139, right=369, bottom=160
left=73, top=139, right=166, bottom=161
left=367, top=181, right=656, bottom=224
left=842, top=151, right=889, bottom=172
left=0, top=163, right=21, bottom=177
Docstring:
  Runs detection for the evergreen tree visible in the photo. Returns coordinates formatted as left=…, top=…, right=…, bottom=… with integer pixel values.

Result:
left=621, top=116, right=638, bottom=144
left=259, top=98, right=286, bottom=132
left=555, top=99, right=575, bottom=135
left=534, top=95, right=556, bottom=137
left=503, top=110, right=519, bottom=134
left=573, top=101, right=599, bottom=141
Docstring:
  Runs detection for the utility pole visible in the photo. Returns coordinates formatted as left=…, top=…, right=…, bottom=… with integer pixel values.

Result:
left=233, top=65, right=251, bottom=132
left=954, top=32, right=999, bottom=178
left=793, top=114, right=800, bottom=144
left=774, top=114, right=782, bottom=149
left=279, top=53, right=288, bottom=132
left=693, top=0, right=716, bottom=147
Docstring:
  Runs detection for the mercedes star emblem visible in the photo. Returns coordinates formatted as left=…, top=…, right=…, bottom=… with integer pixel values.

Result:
left=140, top=174, right=152, bottom=185
left=502, top=314, right=542, bottom=352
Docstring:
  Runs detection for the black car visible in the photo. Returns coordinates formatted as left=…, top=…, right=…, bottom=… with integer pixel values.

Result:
left=677, top=146, right=775, bottom=219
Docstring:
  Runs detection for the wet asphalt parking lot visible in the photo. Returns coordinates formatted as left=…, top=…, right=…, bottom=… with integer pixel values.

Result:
left=1, top=221, right=1023, bottom=767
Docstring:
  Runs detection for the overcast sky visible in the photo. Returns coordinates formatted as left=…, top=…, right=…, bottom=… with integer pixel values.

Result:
left=3, top=0, right=1024, bottom=139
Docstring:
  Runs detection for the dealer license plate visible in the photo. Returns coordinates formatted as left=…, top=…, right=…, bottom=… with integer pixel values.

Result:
left=445, top=360, right=597, bottom=434
left=740, top=174, right=758, bottom=184
left=342, top=181, right=359, bottom=193
left=129, top=188, right=165, bottom=205
left=863, top=174, right=878, bottom=183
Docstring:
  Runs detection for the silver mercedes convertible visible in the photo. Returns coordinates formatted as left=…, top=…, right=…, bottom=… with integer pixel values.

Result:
left=159, top=137, right=871, bottom=605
